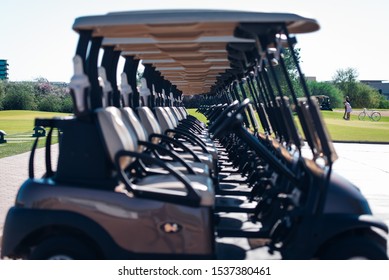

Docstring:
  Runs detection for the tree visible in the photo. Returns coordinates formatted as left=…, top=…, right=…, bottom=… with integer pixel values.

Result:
left=37, top=94, right=62, bottom=112
left=0, top=80, right=5, bottom=110
left=307, top=81, right=343, bottom=108
left=379, top=97, right=389, bottom=109
left=253, top=47, right=303, bottom=103
left=331, top=67, right=386, bottom=108
left=281, top=47, right=301, bottom=80
left=2, top=82, right=37, bottom=110
left=183, top=95, right=203, bottom=108
left=60, top=94, right=74, bottom=113
left=332, top=68, right=359, bottom=100
left=352, top=82, right=381, bottom=108
left=332, top=68, right=358, bottom=86
left=34, top=77, right=53, bottom=96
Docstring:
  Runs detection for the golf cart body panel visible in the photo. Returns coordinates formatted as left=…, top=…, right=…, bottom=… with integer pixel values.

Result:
left=3, top=178, right=214, bottom=257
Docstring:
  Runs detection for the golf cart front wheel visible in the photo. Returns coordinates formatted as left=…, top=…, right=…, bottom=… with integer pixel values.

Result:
left=318, top=236, right=388, bottom=260
left=28, top=235, right=97, bottom=260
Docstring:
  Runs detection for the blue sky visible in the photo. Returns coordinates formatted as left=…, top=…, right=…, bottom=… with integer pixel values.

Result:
left=1, top=0, right=388, bottom=83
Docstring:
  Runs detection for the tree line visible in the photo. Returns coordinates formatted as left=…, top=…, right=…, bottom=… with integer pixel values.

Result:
left=1, top=68, right=388, bottom=113
left=184, top=66, right=389, bottom=109
left=309, top=68, right=389, bottom=109
left=0, top=78, right=73, bottom=113
left=183, top=48, right=389, bottom=109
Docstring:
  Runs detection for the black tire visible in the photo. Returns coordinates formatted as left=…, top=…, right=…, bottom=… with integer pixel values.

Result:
left=371, top=112, right=381, bottom=121
left=29, top=236, right=97, bottom=260
left=319, top=236, right=388, bottom=260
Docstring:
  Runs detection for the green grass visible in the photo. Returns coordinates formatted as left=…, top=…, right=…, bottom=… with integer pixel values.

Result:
left=187, top=109, right=208, bottom=124
left=319, top=111, right=389, bottom=142
left=0, top=139, right=48, bottom=158
left=0, top=110, right=70, bottom=158
left=0, top=110, right=69, bottom=134
left=188, top=108, right=389, bottom=143
left=1, top=108, right=388, bottom=159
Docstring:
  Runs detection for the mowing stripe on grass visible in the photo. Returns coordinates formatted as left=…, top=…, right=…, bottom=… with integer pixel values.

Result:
left=0, top=110, right=67, bottom=158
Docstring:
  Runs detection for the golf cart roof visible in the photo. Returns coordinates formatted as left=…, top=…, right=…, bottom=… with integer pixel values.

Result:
left=73, top=9, right=319, bottom=95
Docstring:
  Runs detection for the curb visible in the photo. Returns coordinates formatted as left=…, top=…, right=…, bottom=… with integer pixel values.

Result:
left=332, top=140, right=389, bottom=145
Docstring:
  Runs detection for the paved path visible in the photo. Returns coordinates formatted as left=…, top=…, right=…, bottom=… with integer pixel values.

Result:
left=1, top=143, right=388, bottom=255
left=0, top=145, right=59, bottom=235
left=329, top=143, right=389, bottom=226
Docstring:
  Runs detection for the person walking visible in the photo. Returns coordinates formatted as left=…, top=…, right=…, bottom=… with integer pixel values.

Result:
left=344, top=99, right=352, bottom=120
left=343, top=96, right=351, bottom=119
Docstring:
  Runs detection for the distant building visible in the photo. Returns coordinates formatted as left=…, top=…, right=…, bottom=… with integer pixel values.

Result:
left=51, top=81, right=68, bottom=87
left=0, top=59, right=9, bottom=80
left=305, top=76, right=317, bottom=82
left=360, top=80, right=389, bottom=100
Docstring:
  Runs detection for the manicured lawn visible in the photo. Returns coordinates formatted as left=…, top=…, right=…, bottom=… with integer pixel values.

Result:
left=1, top=108, right=388, bottom=159
left=0, top=110, right=70, bottom=158
left=188, top=108, right=389, bottom=143
left=320, top=111, right=389, bottom=142
left=187, top=108, right=208, bottom=124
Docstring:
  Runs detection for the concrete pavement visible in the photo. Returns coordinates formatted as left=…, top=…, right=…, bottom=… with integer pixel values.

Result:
left=0, top=145, right=59, bottom=235
left=329, top=143, right=389, bottom=226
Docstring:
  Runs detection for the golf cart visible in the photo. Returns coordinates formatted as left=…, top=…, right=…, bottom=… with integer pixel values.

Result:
left=315, top=95, right=333, bottom=111
left=1, top=9, right=387, bottom=260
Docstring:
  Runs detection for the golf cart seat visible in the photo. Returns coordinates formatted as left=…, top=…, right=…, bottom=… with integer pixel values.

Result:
left=120, top=106, right=211, bottom=176
left=155, top=106, right=216, bottom=149
left=136, top=106, right=215, bottom=171
left=96, top=106, right=215, bottom=207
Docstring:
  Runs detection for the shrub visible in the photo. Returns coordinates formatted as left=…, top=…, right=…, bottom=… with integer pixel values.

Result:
left=37, top=94, right=62, bottom=112
left=60, top=94, right=74, bottom=113
left=349, top=83, right=381, bottom=108
left=0, top=80, right=5, bottom=110
left=378, top=98, right=389, bottom=109
left=307, top=81, right=343, bottom=108
left=2, top=82, right=37, bottom=110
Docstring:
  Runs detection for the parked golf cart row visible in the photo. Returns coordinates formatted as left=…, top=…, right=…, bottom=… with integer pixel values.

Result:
left=1, top=9, right=387, bottom=259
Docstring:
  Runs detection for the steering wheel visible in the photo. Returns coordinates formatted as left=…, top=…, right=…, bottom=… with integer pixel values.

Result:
left=208, top=100, right=239, bottom=134
left=211, top=98, right=251, bottom=139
